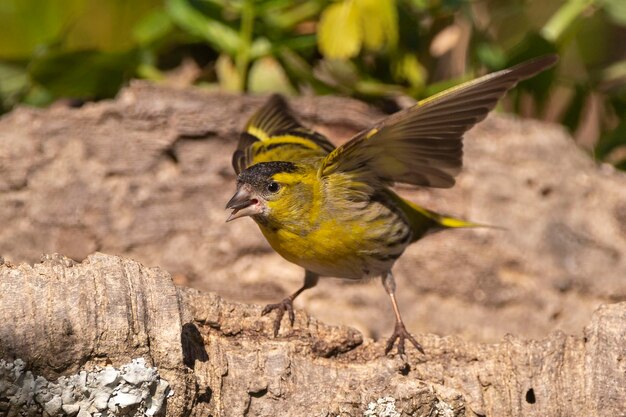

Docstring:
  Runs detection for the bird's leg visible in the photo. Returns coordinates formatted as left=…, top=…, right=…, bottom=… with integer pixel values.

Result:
left=262, top=270, right=319, bottom=336
left=381, top=271, right=424, bottom=356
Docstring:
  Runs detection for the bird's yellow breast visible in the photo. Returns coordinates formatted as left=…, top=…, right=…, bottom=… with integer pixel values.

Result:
left=259, top=219, right=372, bottom=279
left=257, top=195, right=411, bottom=279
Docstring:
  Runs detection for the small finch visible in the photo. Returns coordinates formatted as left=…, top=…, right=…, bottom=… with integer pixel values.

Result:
left=227, top=55, right=558, bottom=356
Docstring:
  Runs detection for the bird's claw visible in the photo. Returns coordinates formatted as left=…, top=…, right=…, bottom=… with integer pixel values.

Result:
left=261, top=297, right=295, bottom=337
left=385, top=321, right=424, bottom=356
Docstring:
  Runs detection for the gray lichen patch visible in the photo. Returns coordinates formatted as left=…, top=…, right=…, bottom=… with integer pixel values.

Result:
left=0, top=358, right=171, bottom=416
left=364, top=397, right=401, bottom=417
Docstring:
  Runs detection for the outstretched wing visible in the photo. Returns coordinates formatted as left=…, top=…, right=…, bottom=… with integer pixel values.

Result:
left=232, top=94, right=335, bottom=174
left=319, top=55, right=558, bottom=188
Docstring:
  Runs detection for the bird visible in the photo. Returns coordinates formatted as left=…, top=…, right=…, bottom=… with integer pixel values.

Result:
left=226, top=55, right=558, bottom=356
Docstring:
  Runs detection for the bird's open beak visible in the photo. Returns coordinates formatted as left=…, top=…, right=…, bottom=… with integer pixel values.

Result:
left=225, top=186, right=262, bottom=222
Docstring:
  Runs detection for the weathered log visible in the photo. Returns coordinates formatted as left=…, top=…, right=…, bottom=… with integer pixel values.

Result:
left=0, top=253, right=624, bottom=416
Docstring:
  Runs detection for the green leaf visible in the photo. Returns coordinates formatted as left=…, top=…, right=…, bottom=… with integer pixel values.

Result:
left=215, top=53, right=241, bottom=92
left=29, top=49, right=139, bottom=98
left=261, top=1, right=324, bottom=30
left=359, top=0, right=398, bottom=51
left=601, top=0, right=626, bottom=25
left=318, top=1, right=362, bottom=59
left=392, top=53, right=426, bottom=90
left=541, top=0, right=594, bottom=43
left=407, top=0, right=429, bottom=10
left=353, top=79, right=404, bottom=96
left=0, top=61, right=29, bottom=111
left=136, top=63, right=164, bottom=81
left=250, top=37, right=273, bottom=59
left=476, top=43, right=507, bottom=69
left=248, top=56, right=295, bottom=94
left=602, top=60, right=626, bottom=84
left=21, top=84, right=54, bottom=107
left=318, top=0, right=399, bottom=59
left=0, top=0, right=85, bottom=59
left=0, top=62, right=29, bottom=98
left=1, top=0, right=166, bottom=58
left=264, top=35, right=317, bottom=56
left=166, top=0, right=240, bottom=55
left=574, top=7, right=612, bottom=68
left=133, top=9, right=174, bottom=45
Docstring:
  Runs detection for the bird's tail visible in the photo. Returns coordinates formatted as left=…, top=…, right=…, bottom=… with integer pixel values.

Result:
left=384, top=190, right=502, bottom=241
left=418, top=208, right=500, bottom=230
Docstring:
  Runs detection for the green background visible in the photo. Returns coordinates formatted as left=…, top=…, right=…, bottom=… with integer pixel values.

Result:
left=1, top=0, right=625, bottom=168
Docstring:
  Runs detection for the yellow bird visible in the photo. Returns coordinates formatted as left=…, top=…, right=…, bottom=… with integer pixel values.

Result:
left=226, top=55, right=558, bottom=356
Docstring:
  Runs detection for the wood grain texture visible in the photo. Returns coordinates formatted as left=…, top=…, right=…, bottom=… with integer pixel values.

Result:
left=0, top=253, right=624, bottom=416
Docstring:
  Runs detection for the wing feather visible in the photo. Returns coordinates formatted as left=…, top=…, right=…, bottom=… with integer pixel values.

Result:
left=233, top=94, right=335, bottom=173
left=244, top=94, right=302, bottom=140
left=319, top=55, right=558, bottom=188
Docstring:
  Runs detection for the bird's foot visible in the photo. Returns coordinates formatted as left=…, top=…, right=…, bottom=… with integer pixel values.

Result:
left=261, top=297, right=295, bottom=337
left=385, top=321, right=424, bottom=356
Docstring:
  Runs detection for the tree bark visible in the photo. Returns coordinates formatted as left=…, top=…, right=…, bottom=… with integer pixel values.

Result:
left=0, top=253, right=624, bottom=417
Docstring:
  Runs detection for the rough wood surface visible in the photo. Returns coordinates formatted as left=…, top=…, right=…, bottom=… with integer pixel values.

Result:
left=0, top=253, right=624, bottom=416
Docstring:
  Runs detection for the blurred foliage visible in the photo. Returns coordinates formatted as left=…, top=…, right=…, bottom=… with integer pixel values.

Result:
left=0, top=0, right=625, bottom=168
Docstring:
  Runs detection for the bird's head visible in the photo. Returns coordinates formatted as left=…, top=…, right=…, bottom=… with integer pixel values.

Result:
left=226, top=161, right=306, bottom=223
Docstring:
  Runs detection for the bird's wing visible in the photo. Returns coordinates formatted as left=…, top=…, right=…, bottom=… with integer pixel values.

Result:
left=232, top=94, right=335, bottom=174
left=319, top=55, right=558, bottom=188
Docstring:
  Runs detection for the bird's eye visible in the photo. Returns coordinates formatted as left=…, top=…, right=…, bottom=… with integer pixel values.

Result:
left=267, top=182, right=280, bottom=193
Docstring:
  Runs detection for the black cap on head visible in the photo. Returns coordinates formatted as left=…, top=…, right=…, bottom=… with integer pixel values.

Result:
left=238, top=162, right=298, bottom=187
